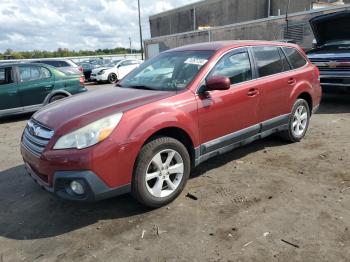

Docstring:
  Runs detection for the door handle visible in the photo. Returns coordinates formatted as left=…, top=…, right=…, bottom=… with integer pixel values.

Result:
left=247, top=88, right=259, bottom=97
left=288, top=78, right=296, bottom=85
left=44, top=85, right=53, bottom=90
left=7, top=90, right=18, bottom=96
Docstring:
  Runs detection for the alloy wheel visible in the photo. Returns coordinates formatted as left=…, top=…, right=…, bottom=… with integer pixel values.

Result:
left=145, top=149, right=184, bottom=198
left=292, top=105, right=308, bottom=137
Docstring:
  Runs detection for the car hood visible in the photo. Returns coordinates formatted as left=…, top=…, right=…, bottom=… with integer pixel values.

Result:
left=33, top=87, right=175, bottom=133
left=310, top=11, right=350, bottom=46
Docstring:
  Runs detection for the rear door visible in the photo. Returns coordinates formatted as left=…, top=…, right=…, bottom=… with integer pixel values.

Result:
left=197, top=48, right=261, bottom=154
left=250, top=46, right=294, bottom=127
left=17, top=65, right=55, bottom=107
left=0, top=66, right=22, bottom=114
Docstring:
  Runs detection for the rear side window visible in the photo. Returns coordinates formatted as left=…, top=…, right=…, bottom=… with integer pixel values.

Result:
left=252, top=46, right=285, bottom=77
left=0, top=67, right=13, bottom=85
left=208, top=51, right=252, bottom=84
left=39, top=61, right=60, bottom=67
left=19, top=66, right=51, bottom=82
left=282, top=47, right=307, bottom=69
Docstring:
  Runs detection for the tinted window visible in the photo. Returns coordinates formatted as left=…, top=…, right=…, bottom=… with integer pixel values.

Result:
left=120, top=60, right=133, bottom=66
left=208, top=51, right=252, bottom=84
left=0, top=67, right=13, bottom=85
left=253, top=46, right=285, bottom=77
left=279, top=48, right=292, bottom=71
left=282, top=47, right=307, bottom=69
left=19, top=66, right=51, bottom=82
left=39, top=61, right=60, bottom=67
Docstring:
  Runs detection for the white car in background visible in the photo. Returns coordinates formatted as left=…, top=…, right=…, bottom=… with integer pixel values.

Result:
left=90, top=59, right=143, bottom=84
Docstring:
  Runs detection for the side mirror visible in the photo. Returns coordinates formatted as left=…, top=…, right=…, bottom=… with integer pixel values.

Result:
left=205, top=76, right=231, bottom=91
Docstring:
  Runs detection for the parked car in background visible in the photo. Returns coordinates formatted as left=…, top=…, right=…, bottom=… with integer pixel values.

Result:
left=77, top=59, right=112, bottom=81
left=0, top=63, right=86, bottom=117
left=31, top=59, right=83, bottom=75
left=307, top=11, right=350, bottom=93
left=21, top=41, right=321, bottom=207
left=90, top=59, right=142, bottom=83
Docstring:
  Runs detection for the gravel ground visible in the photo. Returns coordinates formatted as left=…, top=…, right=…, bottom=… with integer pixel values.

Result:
left=0, top=84, right=349, bottom=262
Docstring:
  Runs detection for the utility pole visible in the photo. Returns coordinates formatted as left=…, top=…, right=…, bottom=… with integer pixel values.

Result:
left=138, top=0, right=144, bottom=60
left=129, top=37, right=132, bottom=54
left=285, top=0, right=291, bottom=37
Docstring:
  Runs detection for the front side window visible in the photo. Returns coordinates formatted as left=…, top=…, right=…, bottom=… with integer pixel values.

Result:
left=207, top=51, right=252, bottom=84
left=253, top=46, right=285, bottom=77
left=19, top=66, right=51, bottom=82
left=0, top=67, right=13, bottom=85
left=282, top=47, right=307, bottom=69
left=120, top=50, right=214, bottom=91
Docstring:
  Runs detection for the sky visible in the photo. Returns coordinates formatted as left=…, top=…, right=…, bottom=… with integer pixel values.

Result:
left=0, top=0, right=198, bottom=52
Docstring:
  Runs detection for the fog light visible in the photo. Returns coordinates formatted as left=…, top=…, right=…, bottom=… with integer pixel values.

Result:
left=70, top=180, right=85, bottom=195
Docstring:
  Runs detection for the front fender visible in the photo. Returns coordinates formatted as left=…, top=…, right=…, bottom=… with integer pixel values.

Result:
left=118, top=102, right=199, bottom=153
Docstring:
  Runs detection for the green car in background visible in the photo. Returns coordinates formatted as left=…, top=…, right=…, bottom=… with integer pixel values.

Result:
left=0, top=63, right=87, bottom=117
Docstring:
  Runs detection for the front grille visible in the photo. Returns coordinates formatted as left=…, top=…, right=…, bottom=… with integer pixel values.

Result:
left=310, top=59, right=350, bottom=72
left=22, top=119, right=54, bottom=157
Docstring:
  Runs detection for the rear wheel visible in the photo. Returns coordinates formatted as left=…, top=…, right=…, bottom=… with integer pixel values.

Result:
left=132, top=137, right=191, bottom=208
left=107, top=73, right=118, bottom=84
left=279, top=99, right=310, bottom=142
left=49, top=94, right=67, bottom=103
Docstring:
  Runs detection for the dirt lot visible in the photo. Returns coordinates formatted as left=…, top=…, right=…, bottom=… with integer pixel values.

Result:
left=0, top=84, right=349, bottom=262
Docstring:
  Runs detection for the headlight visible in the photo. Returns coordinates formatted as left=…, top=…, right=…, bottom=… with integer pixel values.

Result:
left=53, top=112, right=123, bottom=150
left=98, top=70, right=105, bottom=75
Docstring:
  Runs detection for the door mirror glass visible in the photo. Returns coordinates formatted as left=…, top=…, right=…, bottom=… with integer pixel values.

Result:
left=206, top=76, right=231, bottom=91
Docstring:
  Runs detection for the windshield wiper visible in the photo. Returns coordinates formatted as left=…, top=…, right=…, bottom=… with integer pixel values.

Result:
left=125, top=85, right=155, bottom=90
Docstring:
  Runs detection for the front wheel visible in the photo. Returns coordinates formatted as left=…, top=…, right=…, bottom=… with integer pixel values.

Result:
left=107, top=73, right=118, bottom=84
left=279, top=99, right=310, bottom=142
left=131, top=137, right=191, bottom=208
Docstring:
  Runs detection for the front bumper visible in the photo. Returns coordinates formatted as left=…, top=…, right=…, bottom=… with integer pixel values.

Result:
left=20, top=134, right=138, bottom=202
left=318, top=71, right=350, bottom=92
left=24, top=161, right=130, bottom=202
left=90, top=73, right=108, bottom=82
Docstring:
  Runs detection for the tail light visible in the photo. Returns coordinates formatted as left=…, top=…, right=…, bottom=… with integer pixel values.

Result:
left=79, top=76, right=85, bottom=86
left=78, top=66, right=83, bottom=72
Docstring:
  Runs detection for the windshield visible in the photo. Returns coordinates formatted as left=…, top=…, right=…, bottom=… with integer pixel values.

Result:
left=323, top=40, right=350, bottom=47
left=119, top=50, right=214, bottom=91
left=106, top=60, right=121, bottom=67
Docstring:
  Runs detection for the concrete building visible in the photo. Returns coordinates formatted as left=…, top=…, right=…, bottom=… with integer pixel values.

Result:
left=145, top=1, right=350, bottom=59
left=149, top=0, right=349, bottom=38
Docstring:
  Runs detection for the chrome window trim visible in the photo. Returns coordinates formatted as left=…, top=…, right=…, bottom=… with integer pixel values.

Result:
left=195, top=45, right=309, bottom=95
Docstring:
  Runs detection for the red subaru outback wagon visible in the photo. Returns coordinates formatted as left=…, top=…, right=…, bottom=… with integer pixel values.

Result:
left=21, top=41, right=322, bottom=207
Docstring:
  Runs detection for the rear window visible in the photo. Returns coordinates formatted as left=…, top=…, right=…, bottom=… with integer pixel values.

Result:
left=282, top=47, right=307, bottom=69
left=252, top=46, right=285, bottom=77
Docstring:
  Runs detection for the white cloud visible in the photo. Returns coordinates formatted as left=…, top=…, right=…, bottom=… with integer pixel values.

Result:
left=0, top=0, right=198, bottom=52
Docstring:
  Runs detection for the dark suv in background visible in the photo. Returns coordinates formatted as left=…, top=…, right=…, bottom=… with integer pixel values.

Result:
left=307, top=11, right=350, bottom=93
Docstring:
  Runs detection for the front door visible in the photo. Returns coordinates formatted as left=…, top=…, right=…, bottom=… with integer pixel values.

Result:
left=197, top=48, right=261, bottom=155
left=17, top=65, right=55, bottom=108
left=0, top=66, right=22, bottom=115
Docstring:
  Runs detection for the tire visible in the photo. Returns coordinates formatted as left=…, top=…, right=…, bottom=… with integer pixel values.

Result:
left=49, top=94, right=67, bottom=103
left=107, top=73, right=118, bottom=84
left=131, top=137, right=191, bottom=208
left=279, top=99, right=310, bottom=142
